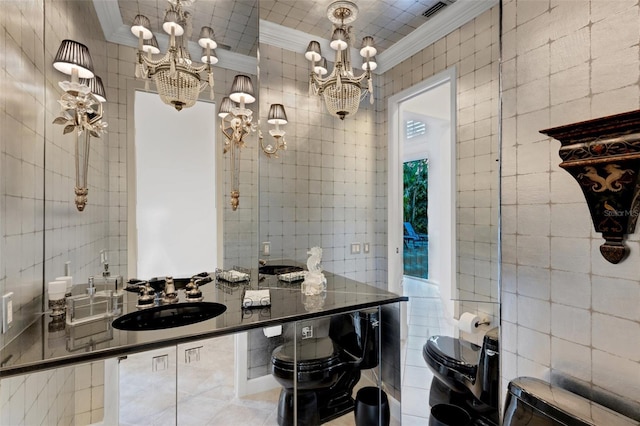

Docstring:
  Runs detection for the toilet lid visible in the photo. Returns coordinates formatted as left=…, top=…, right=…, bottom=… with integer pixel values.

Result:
left=424, top=335, right=481, bottom=376
left=272, top=337, right=341, bottom=370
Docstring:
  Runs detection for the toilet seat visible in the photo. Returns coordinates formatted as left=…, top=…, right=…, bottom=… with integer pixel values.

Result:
left=424, top=335, right=481, bottom=378
left=271, top=337, right=345, bottom=388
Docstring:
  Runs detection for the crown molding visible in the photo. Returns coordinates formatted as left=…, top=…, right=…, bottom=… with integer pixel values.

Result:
left=259, top=0, right=498, bottom=75
left=92, top=0, right=257, bottom=75
left=377, top=0, right=499, bottom=73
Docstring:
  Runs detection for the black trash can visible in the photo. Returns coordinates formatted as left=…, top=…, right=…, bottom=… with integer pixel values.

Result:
left=354, top=386, right=390, bottom=426
left=429, top=404, right=471, bottom=426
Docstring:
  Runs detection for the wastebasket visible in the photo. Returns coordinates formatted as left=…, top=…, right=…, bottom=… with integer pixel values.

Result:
left=429, top=403, right=471, bottom=426
left=354, top=386, right=390, bottom=426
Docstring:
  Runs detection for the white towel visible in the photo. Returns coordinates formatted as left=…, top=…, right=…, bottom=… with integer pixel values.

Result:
left=243, top=289, right=271, bottom=308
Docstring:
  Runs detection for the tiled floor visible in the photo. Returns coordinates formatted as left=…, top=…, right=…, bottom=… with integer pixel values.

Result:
left=400, top=276, right=452, bottom=425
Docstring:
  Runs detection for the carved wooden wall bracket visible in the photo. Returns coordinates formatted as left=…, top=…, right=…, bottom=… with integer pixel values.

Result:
left=541, top=110, right=640, bottom=264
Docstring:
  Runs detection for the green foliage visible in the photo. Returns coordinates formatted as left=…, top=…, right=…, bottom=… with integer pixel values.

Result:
left=403, top=159, right=428, bottom=234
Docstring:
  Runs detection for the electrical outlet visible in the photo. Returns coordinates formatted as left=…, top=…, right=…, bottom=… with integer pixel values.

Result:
left=2, top=292, right=14, bottom=333
left=262, top=241, right=271, bottom=256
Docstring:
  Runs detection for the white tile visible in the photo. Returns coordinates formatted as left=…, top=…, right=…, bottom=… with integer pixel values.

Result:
left=551, top=303, right=590, bottom=345
left=517, top=77, right=550, bottom=115
left=592, top=313, right=640, bottom=362
left=550, top=203, right=591, bottom=238
left=592, top=350, right=640, bottom=399
left=550, top=237, right=591, bottom=273
left=401, top=386, right=430, bottom=418
left=592, top=276, right=640, bottom=322
left=551, top=337, right=591, bottom=382
left=518, top=297, right=550, bottom=333
left=517, top=326, right=550, bottom=366
left=550, top=63, right=590, bottom=105
left=402, top=365, right=432, bottom=390
left=517, top=204, right=550, bottom=237
left=517, top=266, right=550, bottom=300
left=550, top=270, right=591, bottom=309
left=516, top=235, right=550, bottom=268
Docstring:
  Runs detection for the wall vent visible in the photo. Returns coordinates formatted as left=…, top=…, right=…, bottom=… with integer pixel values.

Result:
left=422, top=0, right=456, bottom=19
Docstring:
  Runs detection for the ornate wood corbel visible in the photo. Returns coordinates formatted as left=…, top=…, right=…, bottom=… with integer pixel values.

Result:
left=541, top=110, right=640, bottom=264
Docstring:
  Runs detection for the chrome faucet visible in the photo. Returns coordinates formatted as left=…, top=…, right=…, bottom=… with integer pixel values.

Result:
left=87, top=276, right=96, bottom=296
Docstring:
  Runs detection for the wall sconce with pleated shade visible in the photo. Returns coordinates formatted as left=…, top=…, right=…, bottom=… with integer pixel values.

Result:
left=52, top=39, right=108, bottom=211
left=219, top=75, right=257, bottom=210
left=260, top=104, right=288, bottom=158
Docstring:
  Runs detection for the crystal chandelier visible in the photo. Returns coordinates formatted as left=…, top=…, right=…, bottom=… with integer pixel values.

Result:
left=130, top=0, right=217, bottom=111
left=305, top=1, right=377, bottom=120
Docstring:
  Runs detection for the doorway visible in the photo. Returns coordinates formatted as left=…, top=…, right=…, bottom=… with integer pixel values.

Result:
left=388, top=67, right=456, bottom=299
left=388, top=67, right=457, bottom=422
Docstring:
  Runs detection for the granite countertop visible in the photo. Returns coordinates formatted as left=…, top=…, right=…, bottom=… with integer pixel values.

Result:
left=0, top=270, right=407, bottom=378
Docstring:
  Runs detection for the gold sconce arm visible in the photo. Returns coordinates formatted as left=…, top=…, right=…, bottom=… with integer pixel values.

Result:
left=52, top=38, right=108, bottom=212
left=260, top=103, right=288, bottom=158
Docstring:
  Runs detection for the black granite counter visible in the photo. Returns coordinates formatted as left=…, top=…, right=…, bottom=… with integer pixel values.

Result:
left=0, top=271, right=407, bottom=378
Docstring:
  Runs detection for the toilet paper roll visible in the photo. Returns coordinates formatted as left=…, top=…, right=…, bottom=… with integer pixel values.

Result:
left=263, top=325, right=282, bottom=338
left=459, top=312, right=480, bottom=334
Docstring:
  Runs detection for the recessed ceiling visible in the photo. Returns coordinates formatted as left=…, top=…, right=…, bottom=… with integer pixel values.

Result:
left=117, top=0, right=450, bottom=58
left=259, top=0, right=447, bottom=55
left=118, top=0, right=259, bottom=57
left=98, top=0, right=496, bottom=74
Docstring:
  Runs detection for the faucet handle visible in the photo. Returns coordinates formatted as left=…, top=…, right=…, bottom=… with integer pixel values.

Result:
left=87, top=276, right=96, bottom=296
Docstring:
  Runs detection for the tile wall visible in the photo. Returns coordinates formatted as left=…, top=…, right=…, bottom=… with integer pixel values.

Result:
left=501, top=0, right=640, bottom=418
left=1, top=0, right=47, bottom=351
left=379, top=7, right=501, bottom=332
left=2, top=0, right=109, bottom=424
left=258, top=43, right=385, bottom=287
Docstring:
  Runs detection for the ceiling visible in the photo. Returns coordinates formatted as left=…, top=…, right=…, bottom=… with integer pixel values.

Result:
left=118, top=0, right=259, bottom=56
left=99, top=0, right=495, bottom=74
left=258, top=0, right=447, bottom=54
left=118, top=0, right=449, bottom=58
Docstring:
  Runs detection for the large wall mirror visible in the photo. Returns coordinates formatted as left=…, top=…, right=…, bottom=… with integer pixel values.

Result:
left=0, top=0, right=498, bottom=344
left=256, top=0, right=500, bottom=322
left=43, top=0, right=260, bottom=287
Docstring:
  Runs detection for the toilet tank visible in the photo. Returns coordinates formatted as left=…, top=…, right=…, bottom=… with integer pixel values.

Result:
left=329, top=309, right=379, bottom=369
left=504, top=377, right=639, bottom=426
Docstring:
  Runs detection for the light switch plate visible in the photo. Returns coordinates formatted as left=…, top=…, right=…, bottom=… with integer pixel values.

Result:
left=2, top=292, right=14, bottom=333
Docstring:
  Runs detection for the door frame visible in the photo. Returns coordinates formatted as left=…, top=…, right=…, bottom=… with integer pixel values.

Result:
left=387, top=67, right=457, bottom=297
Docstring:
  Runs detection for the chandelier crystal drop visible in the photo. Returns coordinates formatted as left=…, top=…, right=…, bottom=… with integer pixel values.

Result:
left=305, top=1, right=377, bottom=120
left=130, top=0, right=218, bottom=111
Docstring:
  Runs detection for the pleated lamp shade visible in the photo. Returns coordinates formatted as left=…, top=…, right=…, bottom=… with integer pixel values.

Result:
left=53, top=40, right=95, bottom=78
left=229, top=75, right=255, bottom=104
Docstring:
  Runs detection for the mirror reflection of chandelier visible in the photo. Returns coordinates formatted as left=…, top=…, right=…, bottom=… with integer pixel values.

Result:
left=130, top=0, right=218, bottom=111
left=305, top=1, right=377, bottom=120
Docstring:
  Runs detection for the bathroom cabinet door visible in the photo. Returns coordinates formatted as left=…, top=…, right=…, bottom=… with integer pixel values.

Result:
left=176, top=336, right=235, bottom=425
left=118, top=347, right=178, bottom=425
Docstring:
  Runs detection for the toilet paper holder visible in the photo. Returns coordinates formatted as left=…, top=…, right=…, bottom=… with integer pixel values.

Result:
left=459, top=312, right=491, bottom=334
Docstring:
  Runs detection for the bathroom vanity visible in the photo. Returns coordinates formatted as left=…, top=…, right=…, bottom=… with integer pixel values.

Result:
left=0, top=270, right=407, bottom=425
